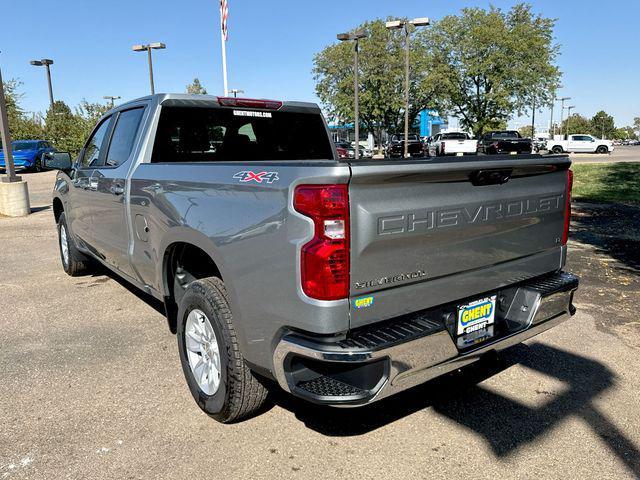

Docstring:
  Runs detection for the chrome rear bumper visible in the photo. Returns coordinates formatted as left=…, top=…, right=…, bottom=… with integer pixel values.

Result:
left=273, top=271, right=579, bottom=406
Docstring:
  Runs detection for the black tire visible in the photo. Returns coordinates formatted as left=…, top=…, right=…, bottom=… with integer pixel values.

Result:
left=32, top=156, right=42, bottom=173
left=177, top=277, right=269, bottom=423
left=57, top=212, right=91, bottom=276
left=596, top=145, right=608, bottom=154
left=552, top=146, right=564, bottom=154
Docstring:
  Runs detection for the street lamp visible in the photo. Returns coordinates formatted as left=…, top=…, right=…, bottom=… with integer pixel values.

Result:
left=558, top=96, right=571, bottom=139
left=30, top=59, right=54, bottom=107
left=565, top=105, right=575, bottom=137
left=386, top=17, right=430, bottom=158
left=337, top=30, right=367, bottom=160
left=229, top=89, right=244, bottom=98
left=103, top=95, right=121, bottom=108
left=132, top=43, right=166, bottom=94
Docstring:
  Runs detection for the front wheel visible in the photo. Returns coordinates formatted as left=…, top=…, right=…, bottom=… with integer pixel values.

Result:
left=552, top=146, right=564, bottom=154
left=57, top=212, right=92, bottom=276
left=596, top=145, right=609, bottom=154
left=177, top=277, right=269, bottom=423
left=32, top=156, right=43, bottom=173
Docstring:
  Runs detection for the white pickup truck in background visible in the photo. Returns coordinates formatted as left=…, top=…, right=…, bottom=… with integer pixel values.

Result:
left=428, top=132, right=477, bottom=156
left=547, top=134, right=614, bottom=154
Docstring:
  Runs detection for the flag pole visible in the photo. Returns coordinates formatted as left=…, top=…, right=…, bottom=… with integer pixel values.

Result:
left=220, top=2, right=228, bottom=96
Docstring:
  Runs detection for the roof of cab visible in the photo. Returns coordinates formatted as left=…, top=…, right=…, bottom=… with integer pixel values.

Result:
left=114, top=93, right=320, bottom=112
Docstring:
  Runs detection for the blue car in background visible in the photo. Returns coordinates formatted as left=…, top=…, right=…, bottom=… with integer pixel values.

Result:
left=0, top=140, right=55, bottom=172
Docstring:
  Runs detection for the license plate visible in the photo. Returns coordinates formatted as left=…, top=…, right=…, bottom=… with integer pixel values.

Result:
left=457, top=295, right=496, bottom=336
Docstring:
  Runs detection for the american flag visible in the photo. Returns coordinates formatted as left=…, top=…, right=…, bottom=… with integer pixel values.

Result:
left=220, top=0, right=229, bottom=41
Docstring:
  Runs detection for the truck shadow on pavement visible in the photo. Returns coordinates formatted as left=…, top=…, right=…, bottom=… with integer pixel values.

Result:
left=278, top=343, right=639, bottom=477
left=571, top=202, right=640, bottom=273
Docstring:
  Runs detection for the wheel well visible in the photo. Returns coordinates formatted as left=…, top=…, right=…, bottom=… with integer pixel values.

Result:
left=163, top=242, right=222, bottom=333
left=53, top=198, right=63, bottom=223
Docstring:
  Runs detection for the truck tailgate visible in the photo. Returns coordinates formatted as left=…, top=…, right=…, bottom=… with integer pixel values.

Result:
left=347, top=155, right=570, bottom=328
left=443, top=140, right=477, bottom=154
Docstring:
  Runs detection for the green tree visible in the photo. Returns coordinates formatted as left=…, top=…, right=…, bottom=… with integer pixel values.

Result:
left=313, top=19, right=433, bottom=146
left=44, top=101, right=84, bottom=156
left=518, top=125, right=534, bottom=138
left=614, top=126, right=638, bottom=140
left=560, top=114, right=591, bottom=136
left=590, top=110, right=615, bottom=139
left=186, top=78, right=207, bottom=95
left=634, top=117, right=640, bottom=134
left=0, top=79, right=45, bottom=146
left=421, top=4, right=561, bottom=137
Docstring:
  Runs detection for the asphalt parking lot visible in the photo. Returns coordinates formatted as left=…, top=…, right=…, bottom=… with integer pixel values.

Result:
left=1, top=160, right=639, bottom=479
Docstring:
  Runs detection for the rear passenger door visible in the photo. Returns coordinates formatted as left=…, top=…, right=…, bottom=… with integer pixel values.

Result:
left=89, top=106, right=146, bottom=279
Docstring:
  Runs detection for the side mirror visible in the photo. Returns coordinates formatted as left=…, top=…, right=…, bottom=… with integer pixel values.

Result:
left=44, top=152, right=72, bottom=171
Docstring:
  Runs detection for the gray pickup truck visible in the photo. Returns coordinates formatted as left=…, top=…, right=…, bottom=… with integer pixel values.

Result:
left=49, top=94, right=579, bottom=423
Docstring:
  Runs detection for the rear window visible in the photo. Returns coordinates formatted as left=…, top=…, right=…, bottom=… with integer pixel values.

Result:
left=441, top=133, right=469, bottom=140
left=151, top=106, right=333, bottom=162
left=494, top=131, right=521, bottom=139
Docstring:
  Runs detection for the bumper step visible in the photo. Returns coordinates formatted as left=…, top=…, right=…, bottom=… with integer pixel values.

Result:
left=273, top=270, right=579, bottom=406
left=298, top=375, right=366, bottom=398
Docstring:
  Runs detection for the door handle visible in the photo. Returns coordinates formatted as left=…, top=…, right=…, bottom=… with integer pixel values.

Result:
left=110, top=183, right=125, bottom=196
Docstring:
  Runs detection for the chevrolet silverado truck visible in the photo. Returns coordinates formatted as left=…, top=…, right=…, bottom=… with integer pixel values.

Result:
left=546, top=134, right=614, bottom=154
left=385, top=133, right=424, bottom=158
left=477, top=131, right=533, bottom=155
left=428, top=132, right=478, bottom=156
left=48, top=94, right=579, bottom=423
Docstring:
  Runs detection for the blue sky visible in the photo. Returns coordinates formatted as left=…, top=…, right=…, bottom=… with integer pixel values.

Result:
left=2, top=0, right=639, bottom=128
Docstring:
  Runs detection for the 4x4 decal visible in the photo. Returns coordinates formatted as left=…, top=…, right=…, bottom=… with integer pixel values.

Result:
left=233, top=171, right=279, bottom=184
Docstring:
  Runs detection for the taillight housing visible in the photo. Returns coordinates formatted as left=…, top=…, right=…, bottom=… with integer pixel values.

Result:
left=562, top=169, right=573, bottom=245
left=294, top=185, right=350, bottom=300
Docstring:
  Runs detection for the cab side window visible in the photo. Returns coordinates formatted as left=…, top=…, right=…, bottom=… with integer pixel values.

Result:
left=105, top=108, right=145, bottom=167
left=80, top=117, right=112, bottom=168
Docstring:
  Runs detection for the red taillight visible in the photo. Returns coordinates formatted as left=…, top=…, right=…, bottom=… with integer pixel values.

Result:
left=294, top=185, right=349, bottom=300
left=562, top=169, right=573, bottom=245
left=217, top=97, right=283, bottom=110
left=336, top=147, right=348, bottom=159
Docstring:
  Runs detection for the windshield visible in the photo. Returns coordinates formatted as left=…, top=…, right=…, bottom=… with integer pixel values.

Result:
left=11, top=141, right=38, bottom=151
left=152, top=107, right=333, bottom=162
left=442, top=133, right=469, bottom=140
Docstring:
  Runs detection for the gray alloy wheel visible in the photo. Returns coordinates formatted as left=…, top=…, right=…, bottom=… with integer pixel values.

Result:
left=59, top=223, right=70, bottom=268
left=184, top=308, right=222, bottom=395
left=596, top=145, right=608, bottom=154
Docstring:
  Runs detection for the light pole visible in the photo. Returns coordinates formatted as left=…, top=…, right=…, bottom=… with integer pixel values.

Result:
left=30, top=59, right=54, bottom=108
left=558, top=96, right=571, bottom=139
left=337, top=30, right=367, bottom=160
left=386, top=17, right=430, bottom=158
left=565, top=105, right=575, bottom=137
left=132, top=43, right=166, bottom=94
left=103, top=95, right=121, bottom=108
left=229, top=89, right=244, bottom=98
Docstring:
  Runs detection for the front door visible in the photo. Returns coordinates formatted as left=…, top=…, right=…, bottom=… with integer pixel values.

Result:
left=67, top=116, right=113, bottom=246
left=89, top=106, right=146, bottom=280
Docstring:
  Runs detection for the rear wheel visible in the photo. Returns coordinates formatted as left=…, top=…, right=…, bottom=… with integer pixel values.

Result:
left=552, top=146, right=564, bottom=154
left=177, top=277, right=269, bottom=423
left=57, top=212, right=91, bottom=276
left=596, top=145, right=608, bottom=154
